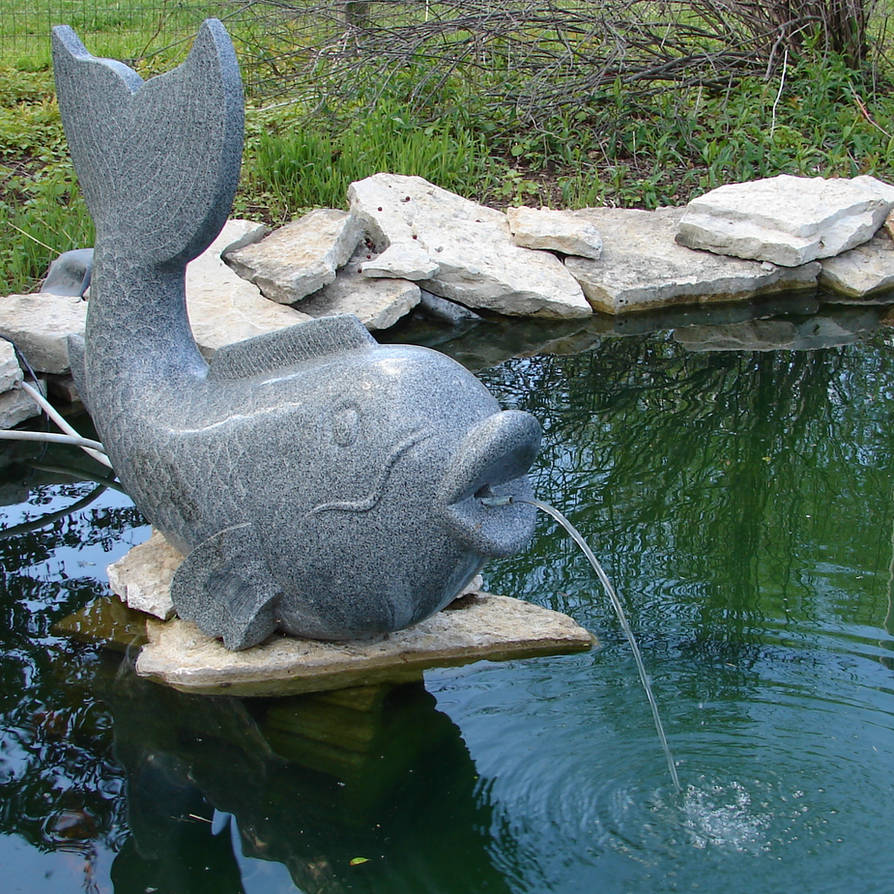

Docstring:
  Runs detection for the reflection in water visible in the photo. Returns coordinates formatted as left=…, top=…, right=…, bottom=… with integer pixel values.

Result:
left=101, top=673, right=510, bottom=894
left=2, top=299, right=894, bottom=892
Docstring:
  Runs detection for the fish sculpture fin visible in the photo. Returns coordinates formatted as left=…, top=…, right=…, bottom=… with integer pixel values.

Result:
left=52, top=19, right=243, bottom=266
left=208, top=314, right=377, bottom=381
left=170, top=523, right=280, bottom=650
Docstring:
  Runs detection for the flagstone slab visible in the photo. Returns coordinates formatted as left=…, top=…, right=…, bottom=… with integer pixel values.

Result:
left=186, top=219, right=311, bottom=356
left=105, top=529, right=594, bottom=697
left=225, top=209, right=363, bottom=304
left=298, top=244, right=421, bottom=330
left=349, top=173, right=591, bottom=318
left=507, top=206, right=603, bottom=259
left=360, top=241, right=439, bottom=280
left=564, top=207, right=819, bottom=314
left=0, top=341, right=23, bottom=392
left=676, top=174, right=893, bottom=266
left=819, top=220, right=894, bottom=300
left=0, top=384, right=39, bottom=429
left=136, top=593, right=595, bottom=697
left=0, top=291, right=87, bottom=373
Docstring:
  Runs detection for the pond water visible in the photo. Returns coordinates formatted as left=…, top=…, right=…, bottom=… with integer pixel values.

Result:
left=2, top=298, right=893, bottom=893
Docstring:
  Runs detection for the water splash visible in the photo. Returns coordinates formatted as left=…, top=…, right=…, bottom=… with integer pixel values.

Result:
left=483, top=494, right=681, bottom=792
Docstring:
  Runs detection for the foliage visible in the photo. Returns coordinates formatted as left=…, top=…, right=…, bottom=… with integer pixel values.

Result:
left=3, top=2, right=894, bottom=294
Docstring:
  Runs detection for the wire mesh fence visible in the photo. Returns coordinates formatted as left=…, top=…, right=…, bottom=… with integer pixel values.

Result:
left=0, top=1, right=251, bottom=67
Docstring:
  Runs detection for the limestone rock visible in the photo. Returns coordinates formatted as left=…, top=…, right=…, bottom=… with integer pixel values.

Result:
left=564, top=207, right=819, bottom=314
left=819, top=227, right=894, bottom=300
left=361, top=241, right=439, bottom=280
left=107, top=529, right=183, bottom=620
left=299, top=244, right=421, bottom=331
left=0, top=291, right=87, bottom=373
left=0, top=385, right=39, bottom=429
left=0, top=342, right=38, bottom=428
left=854, top=174, right=894, bottom=204
left=225, top=209, right=363, bottom=304
left=507, top=206, right=603, bottom=259
left=676, top=175, right=892, bottom=266
left=136, top=592, right=594, bottom=697
left=186, top=219, right=311, bottom=356
left=0, top=340, right=23, bottom=392
left=348, top=173, right=591, bottom=318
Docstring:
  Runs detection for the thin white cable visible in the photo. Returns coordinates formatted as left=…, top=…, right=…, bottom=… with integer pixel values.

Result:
left=0, top=429, right=108, bottom=452
left=15, top=380, right=113, bottom=469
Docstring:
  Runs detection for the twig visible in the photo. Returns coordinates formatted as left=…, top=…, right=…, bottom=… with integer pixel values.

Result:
left=852, top=87, right=893, bottom=140
left=770, top=47, right=788, bottom=137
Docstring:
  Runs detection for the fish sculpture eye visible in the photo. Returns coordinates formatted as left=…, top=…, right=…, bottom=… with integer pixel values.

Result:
left=332, top=402, right=361, bottom=447
left=52, top=19, right=543, bottom=650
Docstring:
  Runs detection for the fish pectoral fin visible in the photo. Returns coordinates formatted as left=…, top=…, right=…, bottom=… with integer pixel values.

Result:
left=170, top=524, right=280, bottom=650
left=208, top=315, right=376, bottom=381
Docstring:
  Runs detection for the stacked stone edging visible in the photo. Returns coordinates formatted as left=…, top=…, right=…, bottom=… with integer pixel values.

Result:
left=5, top=172, right=894, bottom=427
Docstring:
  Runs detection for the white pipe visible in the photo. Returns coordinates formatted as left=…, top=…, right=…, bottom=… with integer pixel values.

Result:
left=0, top=429, right=108, bottom=452
left=14, top=380, right=113, bottom=469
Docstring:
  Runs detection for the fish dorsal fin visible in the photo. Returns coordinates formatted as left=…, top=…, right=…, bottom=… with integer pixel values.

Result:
left=208, top=315, right=377, bottom=381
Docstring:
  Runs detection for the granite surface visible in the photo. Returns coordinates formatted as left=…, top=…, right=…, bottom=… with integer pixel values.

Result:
left=53, top=20, right=542, bottom=649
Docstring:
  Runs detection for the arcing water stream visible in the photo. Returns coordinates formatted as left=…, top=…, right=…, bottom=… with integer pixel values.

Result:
left=483, top=494, right=681, bottom=792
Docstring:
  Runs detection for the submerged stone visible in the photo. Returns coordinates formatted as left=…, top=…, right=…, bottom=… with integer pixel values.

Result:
left=53, top=596, right=149, bottom=651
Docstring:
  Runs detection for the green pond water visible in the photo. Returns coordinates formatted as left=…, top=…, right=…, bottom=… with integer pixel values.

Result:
left=2, top=299, right=893, bottom=892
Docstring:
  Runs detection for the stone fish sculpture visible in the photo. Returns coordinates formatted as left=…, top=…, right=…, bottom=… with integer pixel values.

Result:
left=52, top=20, right=541, bottom=649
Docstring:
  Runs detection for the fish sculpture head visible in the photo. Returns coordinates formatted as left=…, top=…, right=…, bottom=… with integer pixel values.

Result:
left=52, top=19, right=543, bottom=649
left=168, top=319, right=542, bottom=647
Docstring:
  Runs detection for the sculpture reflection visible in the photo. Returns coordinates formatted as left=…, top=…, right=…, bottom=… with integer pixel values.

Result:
left=101, top=672, right=512, bottom=893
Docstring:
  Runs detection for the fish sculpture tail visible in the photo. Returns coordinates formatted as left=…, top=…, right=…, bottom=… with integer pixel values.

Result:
left=52, top=18, right=243, bottom=270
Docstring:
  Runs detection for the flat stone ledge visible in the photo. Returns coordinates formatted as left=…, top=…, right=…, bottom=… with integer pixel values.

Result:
left=107, top=529, right=180, bottom=620
left=105, top=530, right=594, bottom=697
left=135, top=594, right=595, bottom=697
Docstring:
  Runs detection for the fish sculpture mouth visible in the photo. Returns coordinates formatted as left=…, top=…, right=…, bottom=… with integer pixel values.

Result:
left=438, top=409, right=541, bottom=557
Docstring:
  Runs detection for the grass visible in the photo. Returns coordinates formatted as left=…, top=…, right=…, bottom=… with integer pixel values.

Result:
left=3, top=3, right=894, bottom=294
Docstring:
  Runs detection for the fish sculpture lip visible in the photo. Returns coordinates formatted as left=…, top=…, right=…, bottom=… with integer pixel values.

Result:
left=52, top=18, right=544, bottom=650
left=438, top=410, right=541, bottom=558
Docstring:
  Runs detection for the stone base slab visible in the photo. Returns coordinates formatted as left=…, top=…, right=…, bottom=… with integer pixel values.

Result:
left=136, top=594, right=595, bottom=697
left=104, top=531, right=594, bottom=697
